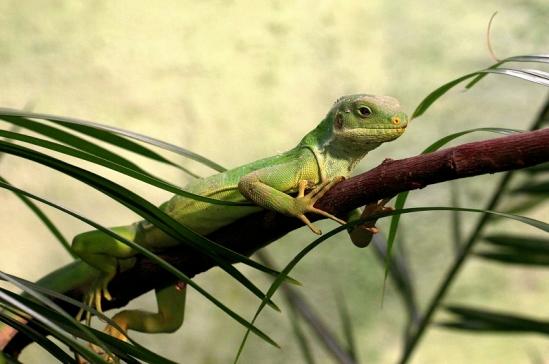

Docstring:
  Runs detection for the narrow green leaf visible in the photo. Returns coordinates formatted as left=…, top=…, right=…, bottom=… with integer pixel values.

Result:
left=0, top=181, right=278, bottom=346
left=502, top=54, right=549, bottom=63
left=481, top=68, right=549, bottom=87
left=335, top=290, right=357, bottom=362
left=0, top=124, right=20, bottom=163
left=474, top=251, right=549, bottom=266
left=385, top=190, right=409, bottom=278
left=0, top=130, right=249, bottom=206
left=399, top=100, right=549, bottom=364
left=81, top=328, right=178, bottom=364
left=0, top=109, right=227, bottom=172
left=0, top=140, right=282, bottom=309
left=0, top=290, right=138, bottom=364
left=0, top=272, right=192, bottom=364
left=440, top=305, right=549, bottom=335
left=235, top=204, right=548, bottom=363
left=0, top=290, right=106, bottom=364
left=450, top=183, right=463, bottom=253
left=287, top=306, right=316, bottom=364
left=503, top=196, right=549, bottom=215
left=512, top=181, right=549, bottom=195
left=0, top=137, right=279, bottom=285
left=483, top=234, right=549, bottom=254
left=413, top=54, right=549, bottom=118
left=2, top=293, right=172, bottom=364
left=371, top=235, right=419, bottom=327
left=0, top=127, right=74, bottom=257
left=0, top=115, right=149, bottom=176
left=421, top=128, right=520, bottom=153
left=0, top=271, right=128, bottom=344
left=0, top=175, right=74, bottom=258
left=385, top=128, right=521, bottom=289
left=0, top=311, right=76, bottom=363
left=1, top=291, right=175, bottom=364
left=0, top=271, right=113, bottom=359
left=234, top=221, right=340, bottom=363
left=397, top=207, right=548, bottom=231
left=412, top=72, right=478, bottom=119
left=521, top=162, right=549, bottom=174
left=52, top=118, right=199, bottom=177
left=467, top=65, right=549, bottom=89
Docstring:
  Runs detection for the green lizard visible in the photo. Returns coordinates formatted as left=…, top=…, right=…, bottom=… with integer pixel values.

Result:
left=0, top=94, right=407, bottom=352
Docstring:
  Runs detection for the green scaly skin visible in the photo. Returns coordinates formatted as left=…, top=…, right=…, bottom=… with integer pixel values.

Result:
left=0, top=94, right=408, bottom=353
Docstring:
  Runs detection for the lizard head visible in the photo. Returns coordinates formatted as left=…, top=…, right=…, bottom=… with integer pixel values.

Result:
left=329, top=94, right=408, bottom=148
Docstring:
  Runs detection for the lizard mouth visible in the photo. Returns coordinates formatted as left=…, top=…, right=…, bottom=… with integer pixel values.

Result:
left=366, top=125, right=407, bottom=130
left=361, top=126, right=407, bottom=141
left=335, top=123, right=407, bottom=143
left=364, top=126, right=406, bottom=134
left=337, top=127, right=406, bottom=144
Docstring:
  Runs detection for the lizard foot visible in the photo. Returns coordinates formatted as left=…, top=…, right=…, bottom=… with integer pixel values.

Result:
left=350, top=199, right=393, bottom=247
left=90, top=325, right=127, bottom=364
left=79, top=313, right=128, bottom=364
left=76, top=272, right=115, bottom=325
left=295, top=176, right=346, bottom=235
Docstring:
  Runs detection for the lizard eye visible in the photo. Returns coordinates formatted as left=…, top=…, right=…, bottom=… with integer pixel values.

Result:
left=357, top=106, right=372, bottom=117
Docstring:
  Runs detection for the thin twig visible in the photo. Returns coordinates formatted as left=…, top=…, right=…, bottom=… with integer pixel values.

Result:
left=486, top=11, right=500, bottom=62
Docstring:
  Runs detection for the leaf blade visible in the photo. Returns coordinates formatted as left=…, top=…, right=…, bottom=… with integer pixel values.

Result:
left=0, top=110, right=227, bottom=172
left=0, top=129, right=248, bottom=206
left=0, top=181, right=278, bottom=346
left=0, top=139, right=282, bottom=309
left=385, top=128, right=522, bottom=290
left=440, top=305, right=549, bottom=335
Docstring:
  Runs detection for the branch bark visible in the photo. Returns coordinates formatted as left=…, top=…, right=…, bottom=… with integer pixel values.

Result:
left=4, top=128, right=549, bottom=354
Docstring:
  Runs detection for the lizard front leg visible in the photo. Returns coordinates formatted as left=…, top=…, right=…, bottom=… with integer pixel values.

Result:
left=238, top=159, right=345, bottom=235
left=293, top=178, right=346, bottom=234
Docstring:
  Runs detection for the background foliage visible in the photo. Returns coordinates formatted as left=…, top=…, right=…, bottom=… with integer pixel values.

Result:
left=0, top=1, right=547, bottom=363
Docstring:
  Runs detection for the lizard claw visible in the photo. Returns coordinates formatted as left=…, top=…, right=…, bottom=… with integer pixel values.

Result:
left=88, top=327, right=126, bottom=364
left=364, top=226, right=380, bottom=234
left=295, top=176, right=346, bottom=233
left=76, top=273, right=115, bottom=326
left=297, top=214, right=322, bottom=235
left=88, top=343, right=121, bottom=364
left=81, top=313, right=128, bottom=364
left=92, top=273, right=114, bottom=312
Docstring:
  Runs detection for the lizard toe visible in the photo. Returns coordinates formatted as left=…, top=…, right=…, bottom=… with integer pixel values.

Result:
left=308, top=207, right=346, bottom=225
left=297, top=214, right=322, bottom=235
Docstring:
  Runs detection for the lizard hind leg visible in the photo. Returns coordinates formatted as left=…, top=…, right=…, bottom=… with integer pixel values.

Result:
left=349, top=198, right=394, bottom=248
left=91, top=284, right=187, bottom=362
left=72, top=225, right=138, bottom=316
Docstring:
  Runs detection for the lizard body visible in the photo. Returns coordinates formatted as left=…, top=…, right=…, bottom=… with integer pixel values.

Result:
left=0, top=94, right=408, bottom=354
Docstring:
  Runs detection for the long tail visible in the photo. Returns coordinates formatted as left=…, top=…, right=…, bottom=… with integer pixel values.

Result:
left=0, top=260, right=98, bottom=350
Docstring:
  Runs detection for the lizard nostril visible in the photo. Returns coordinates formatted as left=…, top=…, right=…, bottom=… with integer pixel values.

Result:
left=391, top=116, right=400, bottom=125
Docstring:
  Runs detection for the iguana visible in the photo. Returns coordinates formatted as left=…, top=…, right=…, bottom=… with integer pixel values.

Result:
left=0, top=94, right=408, bottom=355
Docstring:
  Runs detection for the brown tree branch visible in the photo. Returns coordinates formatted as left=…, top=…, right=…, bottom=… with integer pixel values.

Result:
left=4, top=128, right=549, bottom=354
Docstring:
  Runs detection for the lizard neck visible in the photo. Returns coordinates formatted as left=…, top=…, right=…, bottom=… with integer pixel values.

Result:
left=312, top=141, right=380, bottom=181
left=298, top=117, right=381, bottom=181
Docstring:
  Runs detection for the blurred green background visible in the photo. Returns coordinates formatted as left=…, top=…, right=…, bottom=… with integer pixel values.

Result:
left=0, top=1, right=547, bottom=363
